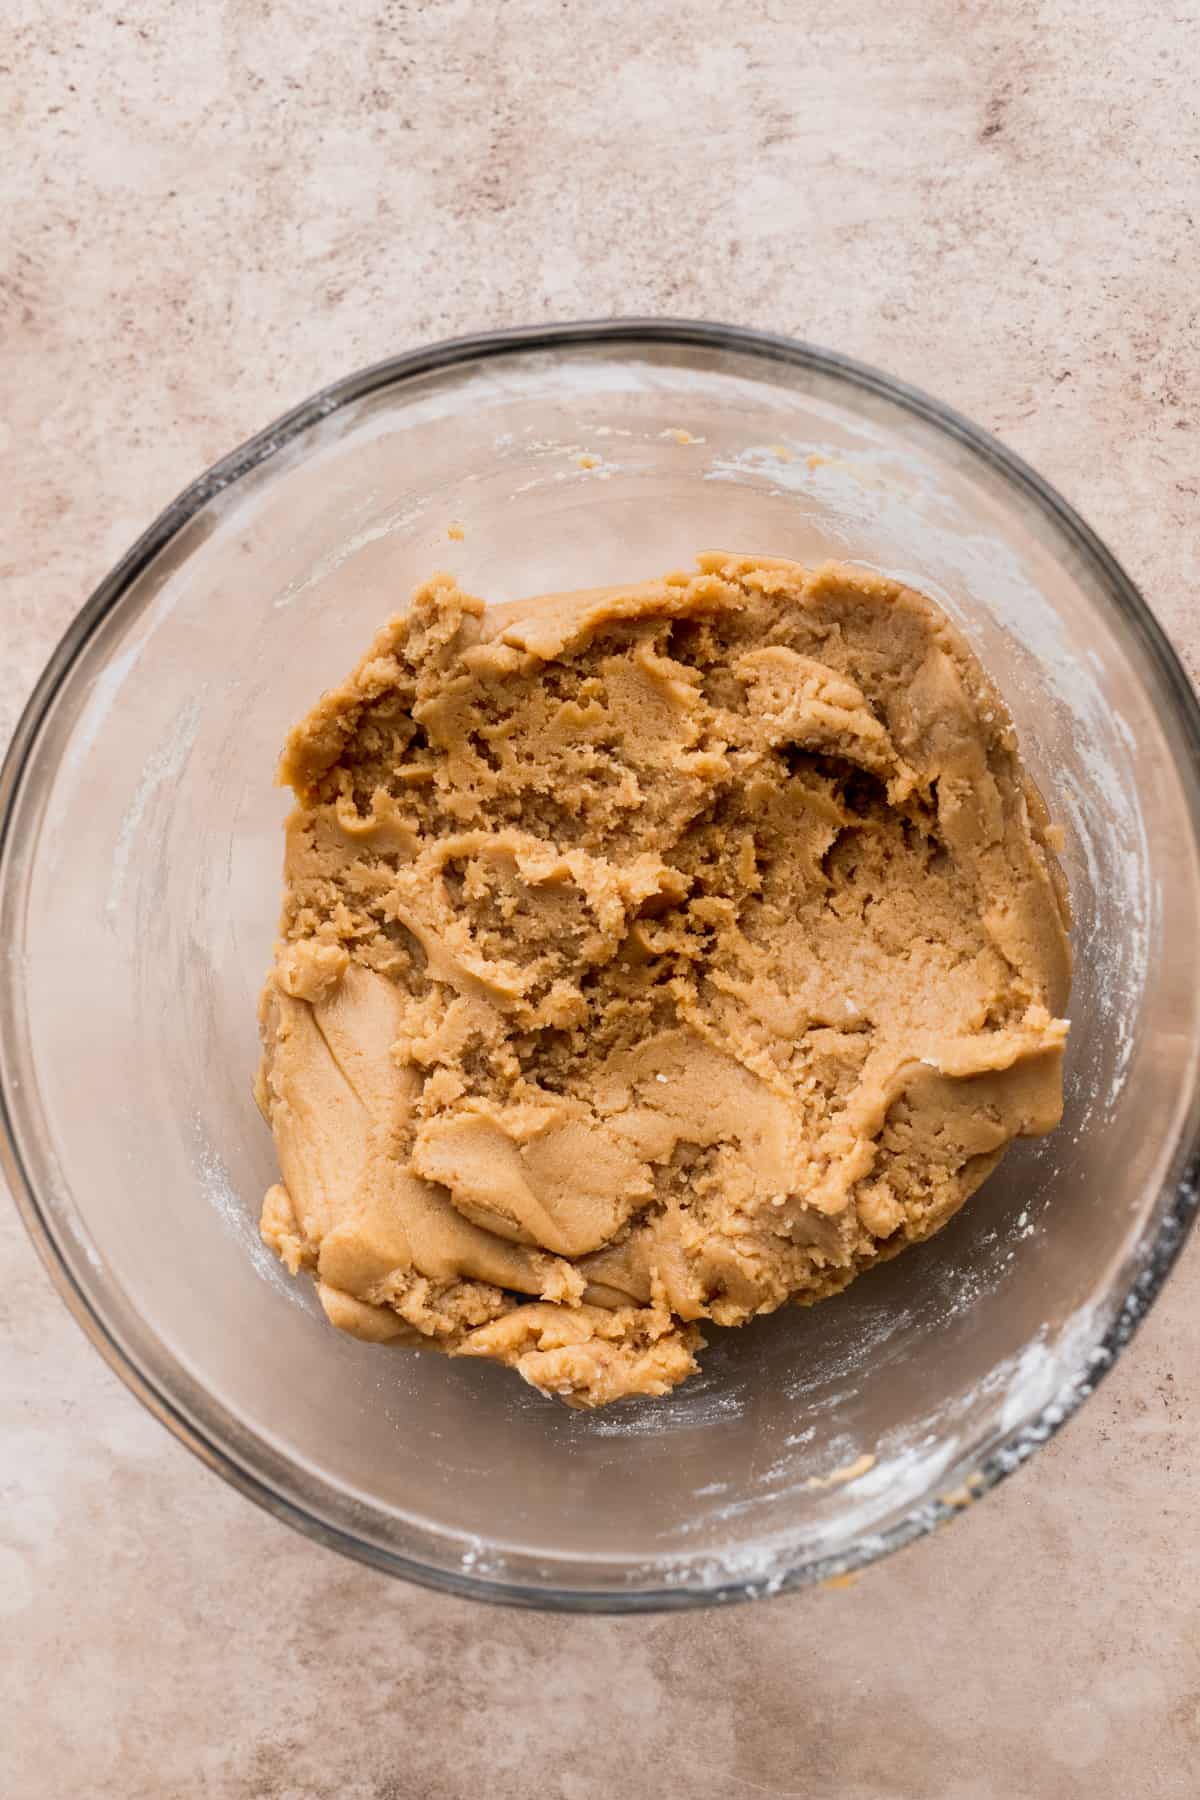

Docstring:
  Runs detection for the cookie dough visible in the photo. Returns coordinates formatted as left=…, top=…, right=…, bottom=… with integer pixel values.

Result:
left=255, top=554, right=1071, bottom=1407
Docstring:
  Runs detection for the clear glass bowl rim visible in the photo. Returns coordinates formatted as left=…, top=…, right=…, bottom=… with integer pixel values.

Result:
left=3, top=317, right=1199, bottom=1613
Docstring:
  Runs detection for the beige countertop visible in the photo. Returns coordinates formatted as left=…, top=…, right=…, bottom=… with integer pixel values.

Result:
left=4, top=3, right=1200, bottom=1795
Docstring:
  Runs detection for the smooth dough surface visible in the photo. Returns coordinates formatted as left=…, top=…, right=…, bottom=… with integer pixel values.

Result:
left=255, top=554, right=1071, bottom=1407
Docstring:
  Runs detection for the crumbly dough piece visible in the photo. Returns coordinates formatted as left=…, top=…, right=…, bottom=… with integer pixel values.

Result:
left=255, top=554, right=1071, bottom=1407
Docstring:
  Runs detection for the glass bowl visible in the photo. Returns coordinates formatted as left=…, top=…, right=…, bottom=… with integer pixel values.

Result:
left=3, top=321, right=1199, bottom=1612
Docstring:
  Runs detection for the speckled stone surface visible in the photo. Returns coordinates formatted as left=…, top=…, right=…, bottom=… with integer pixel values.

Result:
left=4, top=3, right=1200, bottom=1795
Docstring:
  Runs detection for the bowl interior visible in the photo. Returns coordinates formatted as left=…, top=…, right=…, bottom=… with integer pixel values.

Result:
left=5, top=329, right=1200, bottom=1603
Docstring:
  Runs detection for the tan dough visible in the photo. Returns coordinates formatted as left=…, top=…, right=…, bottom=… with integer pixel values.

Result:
left=256, top=554, right=1071, bottom=1408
